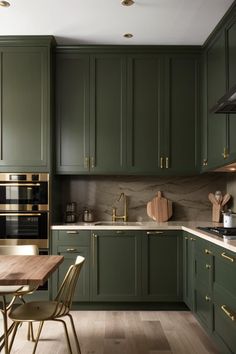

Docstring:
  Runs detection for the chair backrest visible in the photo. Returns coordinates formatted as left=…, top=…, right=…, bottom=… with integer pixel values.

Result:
left=55, top=255, right=85, bottom=311
left=0, top=245, right=39, bottom=256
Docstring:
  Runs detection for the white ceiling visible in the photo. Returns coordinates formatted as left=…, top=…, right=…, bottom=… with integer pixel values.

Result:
left=0, top=0, right=234, bottom=45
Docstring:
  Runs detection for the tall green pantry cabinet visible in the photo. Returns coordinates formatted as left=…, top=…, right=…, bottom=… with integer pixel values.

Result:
left=0, top=36, right=54, bottom=172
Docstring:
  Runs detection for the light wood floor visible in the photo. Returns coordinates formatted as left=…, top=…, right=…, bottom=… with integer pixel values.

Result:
left=8, top=310, right=219, bottom=354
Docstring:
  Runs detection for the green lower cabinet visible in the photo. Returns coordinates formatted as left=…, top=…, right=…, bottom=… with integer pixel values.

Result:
left=51, top=230, right=90, bottom=301
left=91, top=230, right=142, bottom=301
left=142, top=230, right=183, bottom=301
left=183, top=232, right=195, bottom=310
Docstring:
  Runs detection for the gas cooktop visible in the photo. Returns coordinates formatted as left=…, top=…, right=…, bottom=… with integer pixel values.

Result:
left=197, top=227, right=236, bottom=240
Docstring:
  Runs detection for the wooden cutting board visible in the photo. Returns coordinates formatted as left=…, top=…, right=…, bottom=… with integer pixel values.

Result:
left=147, top=191, right=172, bottom=222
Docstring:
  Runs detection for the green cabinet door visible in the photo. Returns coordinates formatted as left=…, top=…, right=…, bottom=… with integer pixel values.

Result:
left=91, top=230, right=142, bottom=301
left=89, top=54, right=126, bottom=173
left=206, top=31, right=228, bottom=169
left=51, top=230, right=90, bottom=302
left=183, top=232, right=195, bottom=310
left=56, top=53, right=90, bottom=173
left=142, top=230, right=182, bottom=301
left=164, top=55, right=199, bottom=174
left=126, top=55, right=164, bottom=173
left=0, top=46, right=51, bottom=171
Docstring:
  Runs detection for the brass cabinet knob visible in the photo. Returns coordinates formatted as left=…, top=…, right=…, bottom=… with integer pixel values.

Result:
left=222, top=147, right=229, bottom=159
left=203, top=159, right=208, bottom=166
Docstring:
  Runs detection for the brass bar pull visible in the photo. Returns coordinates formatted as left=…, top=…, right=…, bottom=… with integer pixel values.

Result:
left=116, top=231, right=124, bottom=234
left=222, top=147, right=229, bottom=159
left=221, top=305, right=235, bottom=321
left=84, top=157, right=89, bottom=169
left=190, top=238, right=196, bottom=241
left=160, top=157, right=164, bottom=169
left=184, top=237, right=189, bottom=240
left=205, top=295, right=211, bottom=302
left=205, top=249, right=212, bottom=255
left=0, top=183, right=41, bottom=187
left=205, top=264, right=211, bottom=269
left=66, top=231, right=79, bottom=234
left=146, top=231, right=164, bottom=235
left=165, top=157, right=169, bottom=169
left=0, top=213, right=41, bottom=216
left=221, top=252, right=235, bottom=263
left=203, top=159, right=208, bottom=166
left=93, top=233, right=97, bottom=238
left=66, top=248, right=78, bottom=252
left=91, top=157, right=95, bottom=169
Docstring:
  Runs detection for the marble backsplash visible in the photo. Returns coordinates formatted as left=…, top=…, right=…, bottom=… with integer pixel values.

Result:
left=53, top=173, right=228, bottom=223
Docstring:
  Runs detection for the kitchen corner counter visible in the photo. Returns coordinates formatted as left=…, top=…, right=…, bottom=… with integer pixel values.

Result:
left=51, top=221, right=236, bottom=253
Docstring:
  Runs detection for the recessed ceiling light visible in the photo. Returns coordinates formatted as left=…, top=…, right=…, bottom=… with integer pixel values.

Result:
left=121, top=0, right=134, bottom=6
left=0, top=0, right=10, bottom=7
left=123, top=33, right=133, bottom=39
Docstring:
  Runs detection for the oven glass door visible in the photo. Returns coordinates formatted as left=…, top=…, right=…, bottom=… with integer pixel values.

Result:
left=0, top=182, right=48, bottom=209
left=0, top=213, right=48, bottom=239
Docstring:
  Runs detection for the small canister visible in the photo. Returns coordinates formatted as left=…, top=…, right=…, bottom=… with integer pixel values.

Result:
left=83, top=209, right=94, bottom=223
left=223, top=210, right=236, bottom=228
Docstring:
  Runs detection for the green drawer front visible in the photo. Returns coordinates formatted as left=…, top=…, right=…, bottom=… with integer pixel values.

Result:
left=194, top=285, right=213, bottom=331
left=195, top=239, right=213, bottom=261
left=214, top=302, right=236, bottom=354
left=195, top=252, right=212, bottom=290
left=58, top=230, right=90, bottom=245
left=214, top=249, right=236, bottom=298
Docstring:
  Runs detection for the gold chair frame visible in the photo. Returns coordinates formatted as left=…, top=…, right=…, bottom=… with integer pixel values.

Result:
left=9, top=255, right=85, bottom=354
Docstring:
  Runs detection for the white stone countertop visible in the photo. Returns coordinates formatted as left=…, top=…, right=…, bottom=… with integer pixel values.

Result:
left=51, top=221, right=236, bottom=253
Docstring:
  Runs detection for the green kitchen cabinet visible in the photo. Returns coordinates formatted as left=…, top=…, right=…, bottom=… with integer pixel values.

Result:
left=163, top=55, right=199, bottom=174
left=194, top=238, right=214, bottom=332
left=56, top=53, right=90, bottom=173
left=91, top=230, right=142, bottom=301
left=183, top=232, right=196, bottom=311
left=126, top=55, right=164, bottom=173
left=142, top=230, right=183, bottom=301
left=56, top=51, right=126, bottom=174
left=51, top=230, right=90, bottom=301
left=212, top=244, right=236, bottom=354
left=0, top=37, right=53, bottom=172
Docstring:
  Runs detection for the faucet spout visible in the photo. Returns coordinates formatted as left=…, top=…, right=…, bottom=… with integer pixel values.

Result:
left=112, top=193, right=128, bottom=222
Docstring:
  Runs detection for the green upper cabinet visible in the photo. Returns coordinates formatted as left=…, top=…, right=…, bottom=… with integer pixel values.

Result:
left=0, top=37, right=53, bottom=172
left=126, top=55, right=164, bottom=173
left=164, top=55, right=199, bottom=174
left=56, top=51, right=126, bottom=174
left=89, top=54, right=126, bottom=173
left=56, top=53, right=90, bottom=173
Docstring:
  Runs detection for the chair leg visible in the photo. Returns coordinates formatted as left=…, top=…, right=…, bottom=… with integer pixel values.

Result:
left=9, top=322, right=20, bottom=352
left=27, top=323, right=35, bottom=342
left=67, top=313, right=81, bottom=354
left=32, top=321, right=44, bottom=354
left=54, top=319, right=73, bottom=354
left=1, top=295, right=9, bottom=354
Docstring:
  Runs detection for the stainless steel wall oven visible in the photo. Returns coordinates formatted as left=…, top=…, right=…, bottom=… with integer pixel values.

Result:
left=0, top=173, right=49, bottom=249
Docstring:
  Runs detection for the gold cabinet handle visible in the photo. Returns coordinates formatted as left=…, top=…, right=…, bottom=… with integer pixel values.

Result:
left=93, top=233, right=97, bottom=238
left=84, top=157, right=89, bottom=169
left=205, top=295, right=211, bottom=302
left=205, top=264, right=211, bottom=269
left=66, top=231, right=79, bottom=234
left=165, top=157, right=169, bottom=169
left=66, top=248, right=78, bottom=252
left=205, top=249, right=212, bottom=255
left=221, top=252, right=234, bottom=263
left=160, top=157, right=164, bottom=169
left=146, top=231, right=164, bottom=235
left=222, top=147, right=229, bottom=159
left=91, top=156, right=95, bottom=169
left=221, top=305, right=235, bottom=321
left=184, top=237, right=189, bottom=240
left=190, top=237, right=196, bottom=241
left=202, top=159, right=208, bottom=166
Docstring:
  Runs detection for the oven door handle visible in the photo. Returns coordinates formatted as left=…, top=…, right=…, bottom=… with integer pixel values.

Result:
left=0, top=183, right=41, bottom=187
left=0, top=213, right=42, bottom=216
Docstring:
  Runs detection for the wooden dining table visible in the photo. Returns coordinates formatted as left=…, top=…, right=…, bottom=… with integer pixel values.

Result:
left=0, top=254, right=64, bottom=354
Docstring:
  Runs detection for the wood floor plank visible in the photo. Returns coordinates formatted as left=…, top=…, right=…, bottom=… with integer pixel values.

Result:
left=143, top=321, right=171, bottom=351
left=104, top=311, right=125, bottom=339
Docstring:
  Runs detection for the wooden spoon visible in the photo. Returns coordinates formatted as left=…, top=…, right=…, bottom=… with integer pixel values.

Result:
left=222, top=193, right=231, bottom=207
left=208, top=193, right=218, bottom=205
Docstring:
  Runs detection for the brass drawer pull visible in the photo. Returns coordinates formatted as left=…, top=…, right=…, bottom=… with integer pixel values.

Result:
left=116, top=231, right=124, bottom=234
left=190, top=237, right=196, bottom=241
left=205, top=295, right=211, bottom=302
left=160, top=157, right=164, bottom=169
left=93, top=234, right=97, bottom=238
left=221, top=252, right=235, bottom=263
left=84, top=157, right=89, bottom=169
left=205, top=264, right=211, bottom=269
left=91, top=156, right=95, bottom=169
left=221, top=305, right=235, bottom=321
left=184, top=237, right=188, bottom=240
left=66, top=231, right=79, bottom=234
left=165, top=157, right=169, bottom=169
left=146, top=231, right=164, bottom=235
left=205, top=249, right=212, bottom=255
left=66, top=248, right=78, bottom=252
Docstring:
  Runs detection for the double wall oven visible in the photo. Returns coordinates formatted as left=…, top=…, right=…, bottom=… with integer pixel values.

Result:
left=0, top=173, right=49, bottom=249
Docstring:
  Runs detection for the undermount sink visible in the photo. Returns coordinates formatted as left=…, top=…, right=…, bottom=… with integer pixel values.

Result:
left=94, top=221, right=143, bottom=226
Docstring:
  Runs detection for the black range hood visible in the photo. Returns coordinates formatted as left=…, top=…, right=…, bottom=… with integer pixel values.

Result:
left=210, top=84, right=236, bottom=114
